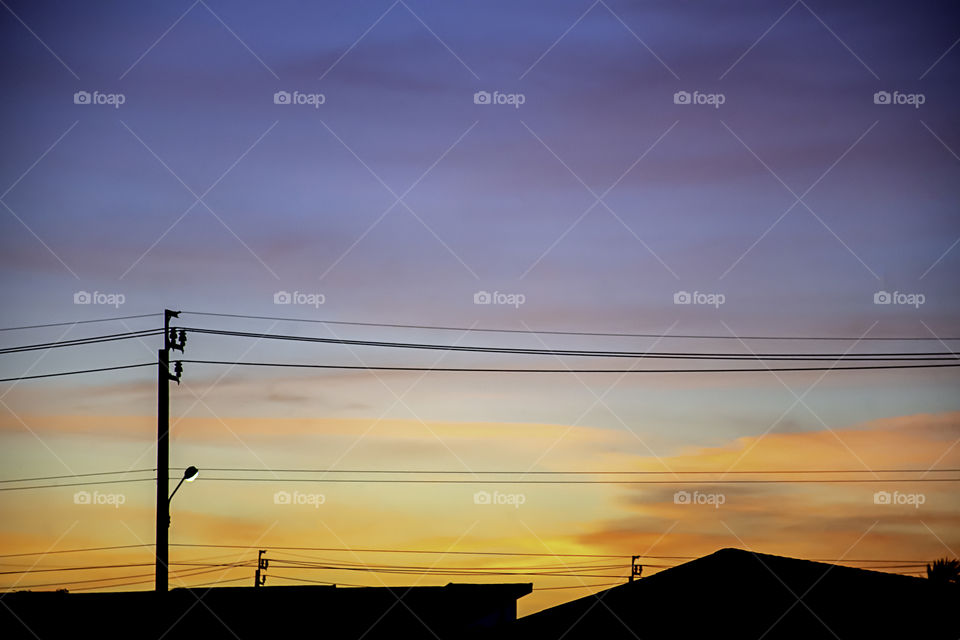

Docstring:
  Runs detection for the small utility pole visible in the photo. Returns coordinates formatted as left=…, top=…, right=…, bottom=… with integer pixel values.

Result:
left=255, top=550, right=268, bottom=587
left=630, top=556, right=642, bottom=582
left=155, top=309, right=185, bottom=593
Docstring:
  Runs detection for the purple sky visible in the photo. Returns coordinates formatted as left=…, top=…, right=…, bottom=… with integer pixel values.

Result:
left=0, top=1, right=959, bottom=603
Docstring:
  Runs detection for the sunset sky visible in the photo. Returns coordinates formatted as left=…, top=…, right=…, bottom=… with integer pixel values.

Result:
left=1, top=0, right=959, bottom=616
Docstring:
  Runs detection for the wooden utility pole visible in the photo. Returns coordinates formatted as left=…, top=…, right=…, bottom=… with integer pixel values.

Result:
left=155, top=309, right=184, bottom=592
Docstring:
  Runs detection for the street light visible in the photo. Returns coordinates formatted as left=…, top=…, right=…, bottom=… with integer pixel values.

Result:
left=156, top=465, right=200, bottom=591
left=168, top=466, right=199, bottom=505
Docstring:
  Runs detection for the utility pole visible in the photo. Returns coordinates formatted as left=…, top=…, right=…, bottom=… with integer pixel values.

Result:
left=255, top=550, right=268, bottom=587
left=630, top=556, right=642, bottom=582
left=156, top=309, right=185, bottom=593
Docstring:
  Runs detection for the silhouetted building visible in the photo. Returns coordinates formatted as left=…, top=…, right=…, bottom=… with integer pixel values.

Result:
left=2, top=582, right=532, bottom=640
left=514, top=548, right=960, bottom=639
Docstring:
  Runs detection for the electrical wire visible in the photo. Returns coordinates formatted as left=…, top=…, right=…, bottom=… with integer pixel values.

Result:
left=0, top=329, right=164, bottom=355
left=0, top=469, right=154, bottom=484
left=179, top=359, right=960, bottom=374
left=169, top=544, right=934, bottom=564
left=0, top=478, right=154, bottom=492
left=179, top=312, right=960, bottom=342
left=179, top=328, right=959, bottom=360
left=181, top=476, right=960, bottom=484
left=189, top=467, right=960, bottom=476
left=0, top=314, right=159, bottom=333
left=0, top=362, right=156, bottom=383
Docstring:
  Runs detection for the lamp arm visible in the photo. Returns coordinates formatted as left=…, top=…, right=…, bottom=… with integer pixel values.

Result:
left=168, top=477, right=186, bottom=504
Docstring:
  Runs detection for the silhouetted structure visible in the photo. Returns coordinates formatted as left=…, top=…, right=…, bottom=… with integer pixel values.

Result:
left=514, top=548, right=960, bottom=639
left=2, top=582, right=531, bottom=640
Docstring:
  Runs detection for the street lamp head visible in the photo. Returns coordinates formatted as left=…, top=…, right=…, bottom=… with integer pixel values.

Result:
left=184, top=466, right=199, bottom=482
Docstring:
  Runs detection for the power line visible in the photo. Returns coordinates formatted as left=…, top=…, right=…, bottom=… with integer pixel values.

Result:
left=3, top=471, right=956, bottom=492
left=180, top=359, right=960, bottom=374
left=5, top=467, right=950, bottom=486
left=0, top=329, right=164, bottom=355
left=0, top=544, right=153, bottom=560
left=0, top=469, right=154, bottom=484
left=267, top=574, right=377, bottom=587
left=188, top=476, right=960, bottom=484
left=0, top=362, right=155, bottom=383
left=0, top=313, right=159, bottom=333
left=179, top=328, right=959, bottom=360
left=1, top=542, right=934, bottom=566
left=168, top=544, right=933, bottom=564
left=180, top=312, right=960, bottom=342
left=0, top=478, right=154, bottom=492
left=191, top=467, right=960, bottom=476
left=1, top=563, right=244, bottom=592
left=535, top=581, right=625, bottom=591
